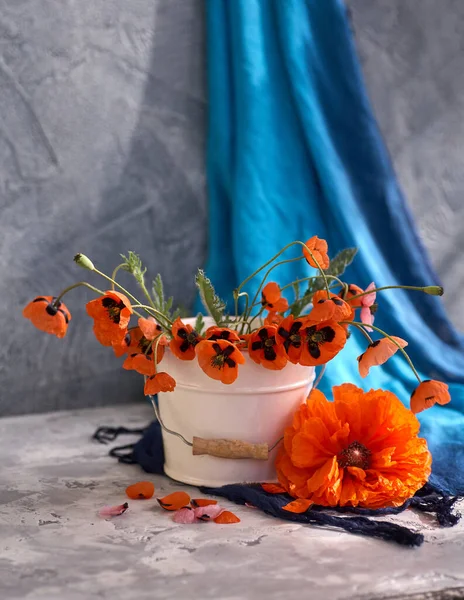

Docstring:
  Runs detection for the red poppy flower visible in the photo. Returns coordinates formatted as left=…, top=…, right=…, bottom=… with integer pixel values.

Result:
left=276, top=315, right=309, bottom=364
left=138, top=317, right=163, bottom=340
left=248, top=326, right=288, bottom=370
left=264, top=311, right=284, bottom=327
left=344, top=284, right=364, bottom=308
left=144, top=372, right=176, bottom=395
left=410, top=380, right=451, bottom=414
left=169, top=317, right=202, bottom=360
left=308, top=290, right=352, bottom=323
left=303, top=236, right=330, bottom=270
left=122, top=353, right=156, bottom=376
left=205, top=326, right=241, bottom=343
left=23, top=296, right=71, bottom=338
left=357, top=337, right=407, bottom=378
left=86, top=291, right=133, bottom=346
left=298, top=320, right=347, bottom=366
left=196, top=339, right=245, bottom=384
left=261, top=282, right=289, bottom=313
left=114, top=325, right=166, bottom=360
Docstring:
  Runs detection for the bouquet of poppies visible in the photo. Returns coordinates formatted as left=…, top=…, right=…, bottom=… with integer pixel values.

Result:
left=23, top=235, right=455, bottom=510
left=23, top=235, right=450, bottom=414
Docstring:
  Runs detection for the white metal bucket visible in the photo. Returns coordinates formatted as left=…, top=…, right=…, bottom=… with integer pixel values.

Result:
left=157, top=318, right=315, bottom=487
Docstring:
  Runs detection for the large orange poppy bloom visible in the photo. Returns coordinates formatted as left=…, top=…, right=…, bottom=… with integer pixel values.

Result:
left=248, top=326, right=288, bottom=370
left=169, top=317, right=202, bottom=360
left=86, top=291, right=133, bottom=346
left=303, top=236, right=330, bottom=270
left=358, top=337, right=408, bottom=378
left=261, top=282, right=289, bottom=313
left=308, top=291, right=352, bottom=323
left=410, top=379, right=451, bottom=414
left=23, top=296, right=71, bottom=338
left=276, top=385, right=431, bottom=508
left=195, top=339, right=245, bottom=384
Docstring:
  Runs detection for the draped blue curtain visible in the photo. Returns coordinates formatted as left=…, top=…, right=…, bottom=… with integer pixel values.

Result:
left=200, top=0, right=464, bottom=494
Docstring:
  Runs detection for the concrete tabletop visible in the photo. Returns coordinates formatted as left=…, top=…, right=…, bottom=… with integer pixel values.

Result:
left=1, top=404, right=463, bottom=600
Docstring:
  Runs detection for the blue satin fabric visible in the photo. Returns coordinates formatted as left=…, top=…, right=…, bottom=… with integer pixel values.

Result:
left=199, top=0, right=464, bottom=494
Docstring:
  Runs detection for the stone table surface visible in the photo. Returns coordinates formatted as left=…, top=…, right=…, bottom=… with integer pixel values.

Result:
left=1, top=404, right=463, bottom=600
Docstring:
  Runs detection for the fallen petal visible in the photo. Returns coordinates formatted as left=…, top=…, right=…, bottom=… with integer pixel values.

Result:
left=99, top=502, right=129, bottom=517
left=282, top=499, right=313, bottom=514
left=126, top=481, right=155, bottom=500
left=191, top=498, right=218, bottom=508
left=173, top=507, right=197, bottom=524
left=157, top=491, right=191, bottom=511
left=261, top=482, right=286, bottom=494
left=214, top=510, right=240, bottom=524
left=194, top=504, right=222, bottom=521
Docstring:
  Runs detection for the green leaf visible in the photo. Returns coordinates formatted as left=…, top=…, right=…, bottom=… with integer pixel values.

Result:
left=325, top=247, right=358, bottom=278
left=195, top=269, right=227, bottom=326
left=120, top=251, right=147, bottom=285
left=290, top=247, right=358, bottom=317
left=194, top=313, right=206, bottom=335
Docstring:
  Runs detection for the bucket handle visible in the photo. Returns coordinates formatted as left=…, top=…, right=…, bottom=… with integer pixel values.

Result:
left=149, top=395, right=278, bottom=460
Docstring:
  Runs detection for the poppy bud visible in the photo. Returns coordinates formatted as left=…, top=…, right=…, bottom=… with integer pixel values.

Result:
left=74, top=253, right=95, bottom=271
left=423, top=286, right=444, bottom=296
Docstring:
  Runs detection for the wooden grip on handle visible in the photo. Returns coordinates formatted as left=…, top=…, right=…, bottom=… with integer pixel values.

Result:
left=192, top=437, right=269, bottom=460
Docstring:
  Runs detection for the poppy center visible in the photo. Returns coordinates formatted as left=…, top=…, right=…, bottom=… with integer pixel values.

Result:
left=101, top=297, right=124, bottom=323
left=338, top=441, right=371, bottom=470
left=210, top=343, right=236, bottom=369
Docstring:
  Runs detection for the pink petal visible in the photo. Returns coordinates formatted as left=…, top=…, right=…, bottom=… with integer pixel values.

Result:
left=173, top=507, right=197, bottom=524
left=194, top=504, right=222, bottom=521
left=361, top=282, right=376, bottom=307
left=99, top=502, right=129, bottom=517
left=360, top=307, right=374, bottom=332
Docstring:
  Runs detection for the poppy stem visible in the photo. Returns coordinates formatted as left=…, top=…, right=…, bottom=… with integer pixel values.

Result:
left=348, top=285, right=438, bottom=302
left=110, top=264, right=126, bottom=290
left=244, top=256, right=303, bottom=322
left=344, top=322, right=373, bottom=344
left=342, top=321, right=422, bottom=384
left=131, top=304, right=173, bottom=327
left=52, top=281, right=105, bottom=307
left=245, top=306, right=265, bottom=333
left=280, top=275, right=345, bottom=293
left=313, top=364, right=327, bottom=390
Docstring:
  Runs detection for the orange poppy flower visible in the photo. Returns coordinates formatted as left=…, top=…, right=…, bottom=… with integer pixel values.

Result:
left=169, top=317, right=202, bottom=360
left=261, top=282, right=289, bottom=313
left=357, top=337, right=407, bottom=378
left=410, top=380, right=451, bottom=414
left=275, top=315, right=308, bottom=364
left=303, top=236, right=330, bottom=270
left=144, top=372, right=176, bottom=395
left=264, top=311, right=284, bottom=327
left=344, top=284, right=364, bottom=308
left=113, top=319, right=167, bottom=358
left=275, top=385, right=431, bottom=508
left=205, top=326, right=241, bottom=343
left=86, top=291, right=133, bottom=346
left=308, top=291, right=352, bottom=323
left=123, top=351, right=164, bottom=376
left=248, top=326, right=288, bottom=370
left=298, top=320, right=347, bottom=366
left=195, top=339, right=245, bottom=384
left=23, top=296, right=71, bottom=338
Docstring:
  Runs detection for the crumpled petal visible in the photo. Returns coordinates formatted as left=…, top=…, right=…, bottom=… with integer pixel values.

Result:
left=194, top=504, right=223, bottom=521
left=99, top=502, right=129, bottom=517
left=173, top=507, right=197, bottom=524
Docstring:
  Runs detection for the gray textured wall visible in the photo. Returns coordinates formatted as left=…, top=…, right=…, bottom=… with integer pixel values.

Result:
left=1, top=0, right=206, bottom=416
left=2, top=0, right=463, bottom=416
left=348, top=0, right=464, bottom=330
